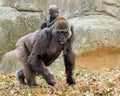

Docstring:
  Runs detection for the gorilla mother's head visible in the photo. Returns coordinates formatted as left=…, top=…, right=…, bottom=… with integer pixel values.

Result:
left=52, top=16, right=72, bottom=45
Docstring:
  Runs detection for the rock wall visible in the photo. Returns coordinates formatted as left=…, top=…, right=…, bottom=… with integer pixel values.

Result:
left=0, top=0, right=120, bottom=72
left=95, top=0, right=120, bottom=19
left=0, top=7, right=44, bottom=59
left=0, top=0, right=47, bottom=59
left=70, top=15, right=120, bottom=69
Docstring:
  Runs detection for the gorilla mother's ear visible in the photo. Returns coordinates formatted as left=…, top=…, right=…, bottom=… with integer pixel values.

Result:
left=68, top=25, right=75, bottom=45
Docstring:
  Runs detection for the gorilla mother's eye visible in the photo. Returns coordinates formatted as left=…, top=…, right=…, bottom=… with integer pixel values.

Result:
left=64, top=31, right=68, bottom=34
left=57, top=31, right=68, bottom=34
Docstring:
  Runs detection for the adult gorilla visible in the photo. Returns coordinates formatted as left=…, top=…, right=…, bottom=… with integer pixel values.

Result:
left=16, top=16, right=75, bottom=87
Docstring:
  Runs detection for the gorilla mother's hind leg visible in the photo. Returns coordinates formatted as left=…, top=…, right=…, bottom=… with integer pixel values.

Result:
left=23, top=64, right=37, bottom=87
left=17, top=44, right=37, bottom=87
left=16, top=69, right=26, bottom=85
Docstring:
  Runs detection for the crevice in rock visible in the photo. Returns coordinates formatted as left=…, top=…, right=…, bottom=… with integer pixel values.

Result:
left=13, top=7, right=43, bottom=13
left=103, top=1, right=120, bottom=7
left=95, top=9, right=116, bottom=18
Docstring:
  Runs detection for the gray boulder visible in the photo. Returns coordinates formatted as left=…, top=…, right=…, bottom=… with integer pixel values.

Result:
left=0, top=49, right=22, bottom=73
left=0, top=7, right=44, bottom=59
left=70, top=15, right=120, bottom=69
left=14, top=0, right=47, bottom=12
left=95, top=0, right=120, bottom=19
left=1, top=15, right=120, bottom=72
left=70, top=15, right=120, bottom=55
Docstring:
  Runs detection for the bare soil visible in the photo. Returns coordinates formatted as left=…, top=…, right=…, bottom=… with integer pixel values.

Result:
left=76, top=48, right=120, bottom=70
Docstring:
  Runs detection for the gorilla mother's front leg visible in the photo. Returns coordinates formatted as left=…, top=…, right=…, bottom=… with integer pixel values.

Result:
left=29, top=59, right=56, bottom=86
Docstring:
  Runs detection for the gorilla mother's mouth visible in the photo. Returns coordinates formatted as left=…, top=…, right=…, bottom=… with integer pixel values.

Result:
left=60, top=42, right=64, bottom=45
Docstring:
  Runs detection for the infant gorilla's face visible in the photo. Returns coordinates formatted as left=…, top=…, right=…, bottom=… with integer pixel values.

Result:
left=49, top=10, right=59, bottom=19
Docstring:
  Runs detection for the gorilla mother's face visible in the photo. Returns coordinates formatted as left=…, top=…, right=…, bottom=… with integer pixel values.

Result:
left=52, top=27, right=71, bottom=45
left=52, top=17, right=72, bottom=45
left=56, top=29, right=70, bottom=45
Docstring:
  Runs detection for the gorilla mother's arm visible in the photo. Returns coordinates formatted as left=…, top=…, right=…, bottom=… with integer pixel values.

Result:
left=27, top=31, right=56, bottom=86
left=63, top=29, right=76, bottom=85
left=27, top=32, right=48, bottom=65
left=27, top=31, right=49, bottom=73
left=63, top=43, right=75, bottom=85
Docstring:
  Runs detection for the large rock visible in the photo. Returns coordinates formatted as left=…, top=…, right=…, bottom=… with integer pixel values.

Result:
left=1, top=15, right=120, bottom=72
left=47, top=0, right=95, bottom=18
left=70, top=15, right=120, bottom=69
left=70, top=15, right=120, bottom=55
left=0, top=49, right=22, bottom=73
left=0, top=49, right=64, bottom=73
left=0, top=0, right=47, bottom=12
left=14, top=0, right=47, bottom=12
left=0, top=7, right=44, bottom=59
left=0, top=0, right=120, bottom=19
left=1, top=0, right=120, bottom=72
left=0, top=0, right=95, bottom=18
left=95, top=0, right=120, bottom=19
left=0, top=0, right=14, bottom=7
left=47, top=0, right=120, bottom=19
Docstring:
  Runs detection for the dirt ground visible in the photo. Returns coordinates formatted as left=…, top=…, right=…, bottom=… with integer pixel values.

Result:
left=76, top=48, right=120, bottom=70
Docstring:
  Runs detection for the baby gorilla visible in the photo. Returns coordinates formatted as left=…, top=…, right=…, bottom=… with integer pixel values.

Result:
left=16, top=16, right=75, bottom=87
left=40, top=5, right=59, bottom=29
